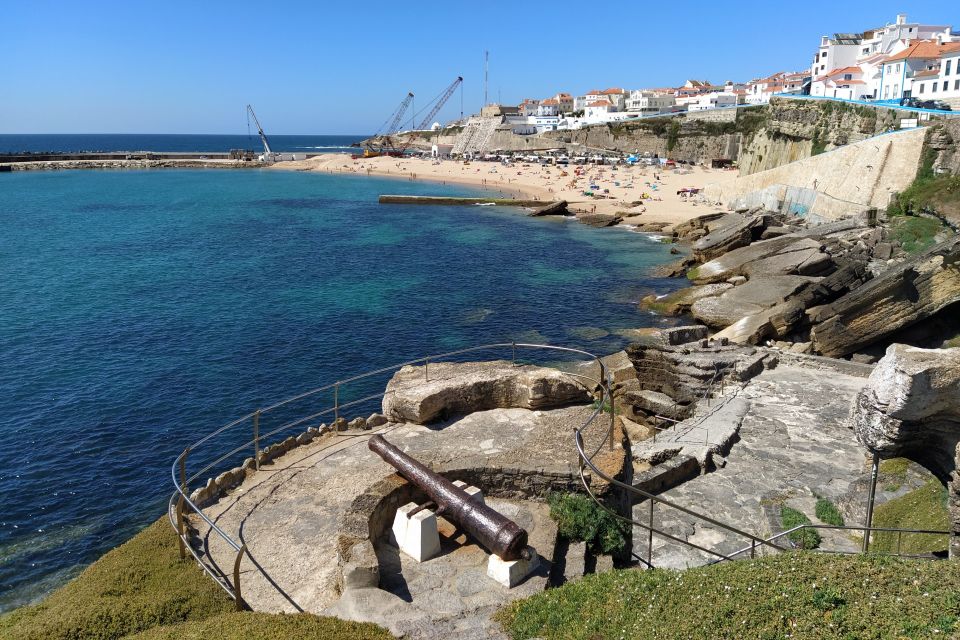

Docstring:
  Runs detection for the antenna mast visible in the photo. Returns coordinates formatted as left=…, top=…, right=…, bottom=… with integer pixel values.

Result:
left=484, top=50, right=489, bottom=107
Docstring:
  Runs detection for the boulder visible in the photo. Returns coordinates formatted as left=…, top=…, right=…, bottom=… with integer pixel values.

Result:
left=690, top=275, right=819, bottom=328
left=692, top=214, right=767, bottom=261
left=528, top=200, right=568, bottom=216
left=853, top=344, right=960, bottom=486
left=625, top=341, right=756, bottom=404
left=617, top=325, right=709, bottom=347
left=366, top=413, right=389, bottom=428
left=690, top=236, right=832, bottom=284
left=639, top=283, right=731, bottom=315
left=576, top=212, right=621, bottom=227
left=811, top=239, right=960, bottom=357
left=381, top=360, right=592, bottom=424
left=672, top=212, right=726, bottom=240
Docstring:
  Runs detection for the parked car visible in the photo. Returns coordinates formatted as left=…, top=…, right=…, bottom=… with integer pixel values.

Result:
left=899, top=96, right=922, bottom=108
left=930, top=100, right=953, bottom=111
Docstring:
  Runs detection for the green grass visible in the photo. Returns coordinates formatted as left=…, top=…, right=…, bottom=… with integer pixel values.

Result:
left=879, top=457, right=910, bottom=491
left=127, top=612, right=394, bottom=639
left=0, top=519, right=393, bottom=640
left=781, top=506, right=821, bottom=549
left=889, top=214, right=949, bottom=254
left=547, top=493, right=629, bottom=555
left=870, top=478, right=950, bottom=555
left=497, top=553, right=960, bottom=639
left=888, top=139, right=960, bottom=221
left=814, top=497, right=844, bottom=527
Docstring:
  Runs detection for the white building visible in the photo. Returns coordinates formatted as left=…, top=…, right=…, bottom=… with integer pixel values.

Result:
left=550, top=92, right=574, bottom=113
left=687, top=92, right=738, bottom=111
left=933, top=47, right=960, bottom=107
left=518, top=99, right=540, bottom=117
left=810, top=66, right=868, bottom=100
left=584, top=99, right=615, bottom=121
left=626, top=90, right=676, bottom=114
left=537, top=99, right=560, bottom=116
left=878, top=39, right=960, bottom=101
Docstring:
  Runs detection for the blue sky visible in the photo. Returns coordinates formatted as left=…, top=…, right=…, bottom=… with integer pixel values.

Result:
left=2, top=1, right=953, bottom=134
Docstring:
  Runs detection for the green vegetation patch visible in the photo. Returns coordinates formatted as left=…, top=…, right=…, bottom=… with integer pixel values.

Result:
left=127, top=612, right=393, bottom=640
left=781, top=506, right=821, bottom=549
left=814, top=497, right=845, bottom=527
left=870, top=478, right=950, bottom=555
left=879, top=457, right=910, bottom=491
left=547, top=493, right=629, bottom=555
left=497, top=553, right=960, bottom=640
left=888, top=140, right=960, bottom=221
left=0, top=519, right=393, bottom=640
left=889, top=214, right=949, bottom=254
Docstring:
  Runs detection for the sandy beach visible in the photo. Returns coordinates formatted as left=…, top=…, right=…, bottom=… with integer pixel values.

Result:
left=281, top=153, right=740, bottom=229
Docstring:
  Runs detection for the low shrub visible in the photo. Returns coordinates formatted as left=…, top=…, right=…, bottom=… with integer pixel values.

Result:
left=547, top=493, right=629, bottom=555
left=781, top=506, right=821, bottom=549
left=814, top=497, right=845, bottom=527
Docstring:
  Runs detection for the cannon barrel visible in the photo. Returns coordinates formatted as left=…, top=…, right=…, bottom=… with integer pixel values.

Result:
left=368, top=434, right=528, bottom=561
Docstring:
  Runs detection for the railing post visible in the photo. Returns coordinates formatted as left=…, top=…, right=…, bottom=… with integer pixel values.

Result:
left=334, top=382, right=340, bottom=421
left=608, top=375, right=616, bottom=451
left=750, top=538, right=756, bottom=559
left=862, top=452, right=880, bottom=553
left=176, top=447, right=189, bottom=559
left=234, top=544, right=247, bottom=611
left=647, top=498, right=654, bottom=568
left=512, top=341, right=516, bottom=366
left=252, top=410, right=261, bottom=471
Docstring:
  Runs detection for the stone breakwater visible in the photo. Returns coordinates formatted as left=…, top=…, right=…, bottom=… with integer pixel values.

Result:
left=3, top=159, right=258, bottom=171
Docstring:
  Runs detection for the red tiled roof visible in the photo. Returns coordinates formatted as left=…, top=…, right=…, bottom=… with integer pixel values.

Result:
left=884, top=40, right=960, bottom=62
left=826, top=66, right=862, bottom=77
left=541, top=99, right=560, bottom=105
left=587, top=100, right=612, bottom=107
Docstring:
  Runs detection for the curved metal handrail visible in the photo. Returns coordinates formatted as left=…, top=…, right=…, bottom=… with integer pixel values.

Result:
left=168, top=342, right=607, bottom=608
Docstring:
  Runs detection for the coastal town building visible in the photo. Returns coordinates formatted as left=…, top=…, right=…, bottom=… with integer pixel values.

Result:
left=480, top=104, right=519, bottom=117
left=518, top=99, right=540, bottom=116
left=687, top=92, right=738, bottom=111
left=877, top=39, right=960, bottom=101
left=746, top=72, right=810, bottom=104
left=550, top=92, right=574, bottom=113
left=537, top=99, right=560, bottom=116
left=810, top=66, right=869, bottom=100
left=584, top=99, right=616, bottom=121
left=625, top=90, right=676, bottom=114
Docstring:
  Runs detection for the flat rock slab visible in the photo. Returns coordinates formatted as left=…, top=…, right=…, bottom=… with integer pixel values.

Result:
left=692, top=213, right=766, bottom=261
left=576, top=212, right=622, bottom=227
left=690, top=275, right=819, bottom=328
left=640, top=284, right=732, bottom=315
left=632, top=363, right=870, bottom=569
left=382, top=361, right=592, bottom=424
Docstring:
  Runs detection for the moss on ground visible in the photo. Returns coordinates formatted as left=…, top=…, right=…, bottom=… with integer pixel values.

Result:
left=879, top=457, right=910, bottom=491
left=814, top=497, right=844, bottom=527
left=497, top=553, right=960, bottom=639
left=870, top=478, right=950, bottom=555
left=0, top=519, right=392, bottom=640
left=547, top=493, right=629, bottom=555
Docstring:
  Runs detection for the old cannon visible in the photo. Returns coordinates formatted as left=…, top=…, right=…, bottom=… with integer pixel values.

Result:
left=368, top=434, right=529, bottom=561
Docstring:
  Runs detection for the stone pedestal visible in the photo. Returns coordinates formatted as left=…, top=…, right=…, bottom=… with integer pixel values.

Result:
left=392, top=503, right=440, bottom=562
left=453, top=480, right=485, bottom=504
left=487, top=548, right=539, bottom=588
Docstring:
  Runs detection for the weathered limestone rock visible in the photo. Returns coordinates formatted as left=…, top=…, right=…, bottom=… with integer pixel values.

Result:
left=367, top=413, right=389, bottom=428
left=672, top=211, right=726, bottom=240
left=853, top=344, right=960, bottom=484
left=810, top=239, right=960, bottom=357
left=691, top=236, right=833, bottom=284
left=576, top=212, right=622, bottom=227
left=528, top=200, right=568, bottom=216
left=625, top=341, right=756, bottom=404
left=382, top=361, right=592, bottom=424
left=616, top=325, right=709, bottom=347
left=690, top=275, right=819, bottom=328
left=692, top=213, right=767, bottom=261
left=639, top=284, right=731, bottom=315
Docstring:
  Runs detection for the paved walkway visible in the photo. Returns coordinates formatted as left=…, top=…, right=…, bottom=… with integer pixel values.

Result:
left=632, top=362, right=872, bottom=568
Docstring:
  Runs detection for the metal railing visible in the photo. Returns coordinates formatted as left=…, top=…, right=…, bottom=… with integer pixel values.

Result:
left=727, top=523, right=951, bottom=561
left=168, top=342, right=609, bottom=609
left=169, top=341, right=952, bottom=609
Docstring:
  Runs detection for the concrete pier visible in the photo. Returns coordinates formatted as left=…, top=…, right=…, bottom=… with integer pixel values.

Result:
left=378, top=195, right=545, bottom=207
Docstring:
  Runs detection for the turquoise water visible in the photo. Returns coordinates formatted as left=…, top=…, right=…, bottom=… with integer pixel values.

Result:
left=0, top=168, right=683, bottom=610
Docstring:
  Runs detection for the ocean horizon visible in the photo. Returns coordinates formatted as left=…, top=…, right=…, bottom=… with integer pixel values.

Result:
left=0, top=133, right=369, bottom=155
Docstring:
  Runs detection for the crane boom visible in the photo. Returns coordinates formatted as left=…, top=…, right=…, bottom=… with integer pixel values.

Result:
left=384, top=92, right=415, bottom=136
left=416, top=76, right=463, bottom=131
left=246, top=105, right=272, bottom=155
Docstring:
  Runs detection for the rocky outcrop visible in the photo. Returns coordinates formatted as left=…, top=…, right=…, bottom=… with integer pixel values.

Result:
left=810, top=238, right=960, bottom=357
left=576, top=212, right=622, bottom=227
left=690, top=275, right=819, bottom=328
left=382, top=361, right=592, bottom=424
left=692, top=213, right=768, bottom=261
left=639, top=284, right=732, bottom=315
left=853, top=344, right=960, bottom=485
left=528, top=200, right=568, bottom=217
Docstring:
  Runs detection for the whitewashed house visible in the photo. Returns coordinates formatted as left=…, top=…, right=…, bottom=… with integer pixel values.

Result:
left=688, top=92, right=738, bottom=111
left=625, top=90, right=676, bottom=114
left=878, top=39, right=960, bottom=101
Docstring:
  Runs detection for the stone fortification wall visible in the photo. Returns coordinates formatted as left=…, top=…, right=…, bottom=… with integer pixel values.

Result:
left=703, top=127, right=927, bottom=222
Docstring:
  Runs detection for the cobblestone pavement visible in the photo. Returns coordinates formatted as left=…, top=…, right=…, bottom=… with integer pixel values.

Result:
left=632, top=362, right=873, bottom=568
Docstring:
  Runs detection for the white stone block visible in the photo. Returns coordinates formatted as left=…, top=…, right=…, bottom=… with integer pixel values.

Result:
left=453, top=480, right=485, bottom=504
left=487, top=548, right=539, bottom=588
left=391, top=502, right=440, bottom=562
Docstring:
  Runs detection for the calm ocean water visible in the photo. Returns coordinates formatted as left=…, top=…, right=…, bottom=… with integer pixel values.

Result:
left=0, top=168, right=683, bottom=611
left=0, top=133, right=366, bottom=154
